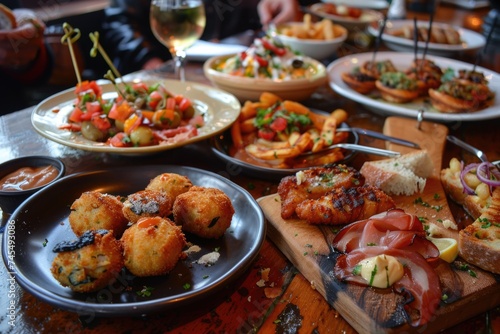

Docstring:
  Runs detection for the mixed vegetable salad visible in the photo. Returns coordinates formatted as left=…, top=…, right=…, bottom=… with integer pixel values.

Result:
left=60, top=80, right=204, bottom=147
left=213, top=36, right=319, bottom=80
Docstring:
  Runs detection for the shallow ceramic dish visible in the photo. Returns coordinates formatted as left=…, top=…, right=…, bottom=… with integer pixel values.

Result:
left=274, top=22, right=347, bottom=60
left=0, top=156, right=65, bottom=225
left=31, top=79, right=240, bottom=155
left=327, top=51, right=500, bottom=122
left=203, top=54, right=327, bottom=102
left=309, top=3, right=384, bottom=31
left=1, top=165, right=265, bottom=315
left=367, top=20, right=486, bottom=57
left=0, top=156, right=65, bottom=197
left=210, top=122, right=359, bottom=180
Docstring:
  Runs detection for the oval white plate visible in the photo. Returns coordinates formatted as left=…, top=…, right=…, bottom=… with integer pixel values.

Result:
left=327, top=51, right=500, bottom=122
left=368, top=20, right=486, bottom=57
left=309, top=3, right=384, bottom=31
left=31, top=79, right=241, bottom=155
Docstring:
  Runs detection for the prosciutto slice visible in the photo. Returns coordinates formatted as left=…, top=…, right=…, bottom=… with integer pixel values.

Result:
left=332, top=209, right=439, bottom=259
left=332, top=209, right=443, bottom=327
left=335, top=246, right=442, bottom=327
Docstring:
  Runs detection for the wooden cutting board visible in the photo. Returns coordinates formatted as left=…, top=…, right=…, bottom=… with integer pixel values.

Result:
left=258, top=116, right=500, bottom=334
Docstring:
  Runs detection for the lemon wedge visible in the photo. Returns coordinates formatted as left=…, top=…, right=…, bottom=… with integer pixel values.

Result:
left=427, top=236, right=459, bottom=263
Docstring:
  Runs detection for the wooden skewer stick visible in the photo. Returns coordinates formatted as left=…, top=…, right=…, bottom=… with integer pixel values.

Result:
left=370, top=16, right=387, bottom=71
left=413, top=17, right=418, bottom=61
left=89, top=31, right=123, bottom=81
left=60, top=22, right=82, bottom=85
left=421, top=13, right=433, bottom=62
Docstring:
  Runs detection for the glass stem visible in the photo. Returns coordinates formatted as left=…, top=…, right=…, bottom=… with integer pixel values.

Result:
left=175, top=50, right=187, bottom=81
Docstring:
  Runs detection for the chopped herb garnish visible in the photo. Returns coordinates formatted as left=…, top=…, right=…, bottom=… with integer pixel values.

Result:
left=183, top=283, right=191, bottom=290
left=137, top=286, right=154, bottom=297
left=43, top=238, right=48, bottom=247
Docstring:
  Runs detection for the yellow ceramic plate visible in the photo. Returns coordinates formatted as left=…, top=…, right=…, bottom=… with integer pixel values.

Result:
left=31, top=79, right=241, bottom=155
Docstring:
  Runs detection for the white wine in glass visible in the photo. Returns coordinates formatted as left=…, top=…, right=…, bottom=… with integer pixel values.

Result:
left=150, top=0, right=206, bottom=81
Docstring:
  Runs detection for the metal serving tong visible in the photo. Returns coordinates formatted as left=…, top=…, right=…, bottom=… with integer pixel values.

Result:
left=299, top=127, right=419, bottom=158
left=337, top=127, right=421, bottom=149
left=299, top=143, right=402, bottom=158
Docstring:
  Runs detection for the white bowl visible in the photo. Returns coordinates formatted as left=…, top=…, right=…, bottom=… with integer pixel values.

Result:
left=309, top=3, right=384, bottom=32
left=274, top=22, right=347, bottom=60
left=203, top=54, right=327, bottom=102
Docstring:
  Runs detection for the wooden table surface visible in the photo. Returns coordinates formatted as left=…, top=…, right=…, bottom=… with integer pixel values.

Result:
left=1, top=3, right=500, bottom=334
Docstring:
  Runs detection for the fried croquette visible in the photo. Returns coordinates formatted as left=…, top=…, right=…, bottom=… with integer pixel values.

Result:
left=122, top=190, right=173, bottom=224
left=51, top=230, right=124, bottom=293
left=69, top=191, right=129, bottom=238
left=173, top=186, right=235, bottom=239
left=120, top=216, right=187, bottom=277
left=145, top=173, right=193, bottom=203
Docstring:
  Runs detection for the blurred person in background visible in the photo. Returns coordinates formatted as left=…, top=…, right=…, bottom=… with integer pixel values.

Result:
left=102, top=0, right=316, bottom=74
left=0, top=0, right=54, bottom=115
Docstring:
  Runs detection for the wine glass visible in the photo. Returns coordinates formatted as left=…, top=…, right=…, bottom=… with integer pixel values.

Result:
left=150, top=0, right=206, bottom=81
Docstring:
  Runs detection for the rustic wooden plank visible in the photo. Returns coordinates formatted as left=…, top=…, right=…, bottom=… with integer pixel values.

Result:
left=259, top=116, right=500, bottom=334
left=260, top=272, right=357, bottom=334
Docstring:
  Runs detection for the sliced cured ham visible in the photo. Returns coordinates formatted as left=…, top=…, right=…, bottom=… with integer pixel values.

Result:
left=334, top=246, right=442, bottom=327
left=332, top=209, right=439, bottom=259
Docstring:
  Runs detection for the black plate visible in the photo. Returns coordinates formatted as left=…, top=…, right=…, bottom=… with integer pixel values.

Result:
left=210, top=122, right=359, bottom=180
left=1, top=165, right=265, bottom=316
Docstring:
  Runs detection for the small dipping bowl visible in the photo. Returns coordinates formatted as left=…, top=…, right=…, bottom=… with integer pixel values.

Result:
left=0, top=156, right=65, bottom=225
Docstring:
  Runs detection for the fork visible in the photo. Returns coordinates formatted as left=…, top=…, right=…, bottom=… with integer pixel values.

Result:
left=447, top=135, right=500, bottom=171
left=337, top=127, right=420, bottom=148
left=299, top=143, right=401, bottom=158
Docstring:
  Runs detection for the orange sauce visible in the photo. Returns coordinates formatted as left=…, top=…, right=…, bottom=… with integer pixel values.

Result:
left=0, top=165, right=59, bottom=191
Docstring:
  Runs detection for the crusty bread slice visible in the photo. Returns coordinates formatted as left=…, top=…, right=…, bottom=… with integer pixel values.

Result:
left=441, top=158, right=492, bottom=220
left=360, top=150, right=434, bottom=196
left=459, top=187, right=500, bottom=274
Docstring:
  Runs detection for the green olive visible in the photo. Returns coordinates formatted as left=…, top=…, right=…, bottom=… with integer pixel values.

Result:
left=114, top=119, right=124, bottom=132
left=130, top=126, right=155, bottom=146
left=182, top=106, right=195, bottom=120
left=170, top=111, right=182, bottom=128
left=81, top=121, right=107, bottom=142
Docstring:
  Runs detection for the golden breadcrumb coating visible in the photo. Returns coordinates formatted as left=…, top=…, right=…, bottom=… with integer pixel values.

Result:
left=122, top=190, right=173, bottom=224
left=121, top=216, right=186, bottom=277
left=145, top=173, right=193, bottom=204
left=173, top=186, right=235, bottom=239
left=69, top=191, right=129, bottom=238
left=51, top=230, right=124, bottom=293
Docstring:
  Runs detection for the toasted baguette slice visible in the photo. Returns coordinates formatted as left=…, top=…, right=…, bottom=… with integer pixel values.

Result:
left=440, top=158, right=492, bottom=220
left=440, top=162, right=467, bottom=205
left=458, top=187, right=500, bottom=274
left=360, top=150, right=434, bottom=196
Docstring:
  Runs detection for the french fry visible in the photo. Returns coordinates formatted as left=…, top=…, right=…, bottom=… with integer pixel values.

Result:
left=331, top=108, right=348, bottom=123
left=282, top=100, right=310, bottom=115
left=240, top=101, right=258, bottom=121
left=230, top=121, right=244, bottom=149
left=246, top=132, right=312, bottom=160
left=281, top=15, right=339, bottom=41
left=259, top=92, right=282, bottom=107
left=288, top=131, right=301, bottom=146
left=240, top=117, right=257, bottom=134
left=320, top=114, right=338, bottom=146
